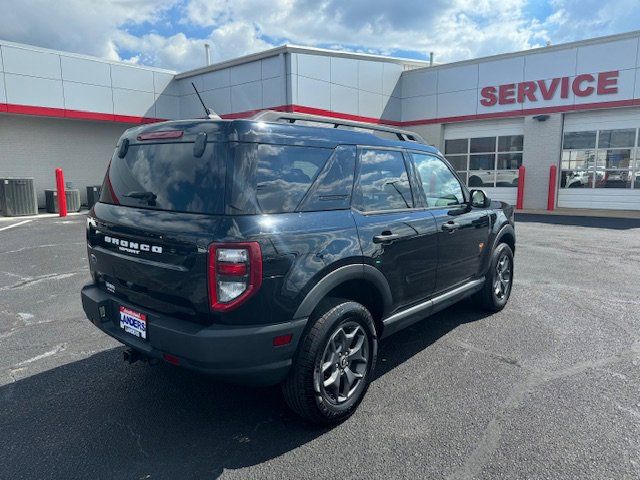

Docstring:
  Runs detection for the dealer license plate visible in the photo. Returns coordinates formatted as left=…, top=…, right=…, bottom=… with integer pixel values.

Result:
left=119, top=306, right=147, bottom=340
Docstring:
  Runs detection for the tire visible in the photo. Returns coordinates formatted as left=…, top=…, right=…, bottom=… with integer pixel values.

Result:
left=282, top=298, right=378, bottom=425
left=473, top=243, right=514, bottom=312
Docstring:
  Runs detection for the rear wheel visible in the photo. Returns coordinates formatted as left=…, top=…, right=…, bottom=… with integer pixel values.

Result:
left=473, top=242, right=514, bottom=312
left=282, top=298, right=377, bottom=425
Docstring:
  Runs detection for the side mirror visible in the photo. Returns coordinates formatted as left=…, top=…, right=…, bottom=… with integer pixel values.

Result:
left=470, top=189, right=490, bottom=208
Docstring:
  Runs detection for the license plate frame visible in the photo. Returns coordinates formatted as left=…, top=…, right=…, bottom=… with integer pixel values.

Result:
left=119, top=305, right=148, bottom=340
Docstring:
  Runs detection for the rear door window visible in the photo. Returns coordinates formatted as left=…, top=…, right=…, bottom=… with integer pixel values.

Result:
left=101, top=142, right=225, bottom=214
left=354, top=149, right=413, bottom=211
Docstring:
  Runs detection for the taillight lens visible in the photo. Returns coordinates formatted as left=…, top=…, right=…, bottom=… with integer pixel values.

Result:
left=208, top=242, right=262, bottom=312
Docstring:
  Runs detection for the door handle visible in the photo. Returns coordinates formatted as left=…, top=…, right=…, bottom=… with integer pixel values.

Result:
left=373, top=232, right=401, bottom=244
left=442, top=221, right=459, bottom=233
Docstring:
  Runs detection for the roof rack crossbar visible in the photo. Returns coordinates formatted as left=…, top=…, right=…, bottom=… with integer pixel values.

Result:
left=251, top=110, right=426, bottom=144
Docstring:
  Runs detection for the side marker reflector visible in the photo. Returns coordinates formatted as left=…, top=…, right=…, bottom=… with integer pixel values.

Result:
left=273, top=334, right=293, bottom=347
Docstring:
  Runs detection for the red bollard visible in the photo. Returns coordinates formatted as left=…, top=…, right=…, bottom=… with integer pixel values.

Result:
left=547, top=165, right=557, bottom=211
left=55, top=168, right=67, bottom=217
left=516, top=165, right=526, bottom=210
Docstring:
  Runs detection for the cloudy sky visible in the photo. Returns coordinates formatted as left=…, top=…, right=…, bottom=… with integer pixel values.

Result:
left=0, top=0, right=638, bottom=72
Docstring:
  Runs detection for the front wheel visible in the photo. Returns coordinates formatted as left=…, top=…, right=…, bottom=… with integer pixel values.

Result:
left=282, top=298, right=377, bottom=425
left=473, top=243, right=514, bottom=312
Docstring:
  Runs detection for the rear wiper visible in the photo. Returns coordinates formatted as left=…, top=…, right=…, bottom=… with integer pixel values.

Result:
left=123, top=191, right=157, bottom=205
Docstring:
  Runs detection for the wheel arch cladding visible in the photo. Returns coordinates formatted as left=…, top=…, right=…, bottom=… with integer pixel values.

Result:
left=293, top=264, right=392, bottom=329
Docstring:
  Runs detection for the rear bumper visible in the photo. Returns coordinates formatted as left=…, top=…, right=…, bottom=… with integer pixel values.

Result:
left=81, top=283, right=307, bottom=386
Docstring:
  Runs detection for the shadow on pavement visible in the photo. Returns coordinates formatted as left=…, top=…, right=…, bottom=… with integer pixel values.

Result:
left=0, top=302, right=488, bottom=479
left=516, top=213, right=640, bottom=230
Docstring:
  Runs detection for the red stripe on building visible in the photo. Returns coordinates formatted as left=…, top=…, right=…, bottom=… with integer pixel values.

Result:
left=3, top=98, right=640, bottom=127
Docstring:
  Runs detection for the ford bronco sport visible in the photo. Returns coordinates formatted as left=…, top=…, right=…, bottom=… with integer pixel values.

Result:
left=81, top=112, right=515, bottom=424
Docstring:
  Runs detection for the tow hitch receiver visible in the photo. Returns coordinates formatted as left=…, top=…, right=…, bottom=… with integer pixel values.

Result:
left=123, top=348, right=150, bottom=364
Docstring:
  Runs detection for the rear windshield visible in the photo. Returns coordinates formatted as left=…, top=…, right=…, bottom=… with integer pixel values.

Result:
left=100, top=142, right=224, bottom=214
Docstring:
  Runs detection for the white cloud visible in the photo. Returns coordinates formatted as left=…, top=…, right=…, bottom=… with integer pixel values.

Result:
left=0, top=0, right=639, bottom=72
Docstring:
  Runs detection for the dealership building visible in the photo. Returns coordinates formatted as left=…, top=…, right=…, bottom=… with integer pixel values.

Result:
left=2, top=30, right=640, bottom=212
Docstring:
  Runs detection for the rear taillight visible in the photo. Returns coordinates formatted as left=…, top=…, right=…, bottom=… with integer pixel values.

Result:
left=208, top=242, right=262, bottom=312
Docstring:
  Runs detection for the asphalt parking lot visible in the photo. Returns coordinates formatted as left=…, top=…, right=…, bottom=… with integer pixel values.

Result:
left=1, top=214, right=640, bottom=480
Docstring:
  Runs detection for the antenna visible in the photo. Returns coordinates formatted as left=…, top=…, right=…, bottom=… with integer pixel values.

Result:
left=191, top=82, right=221, bottom=120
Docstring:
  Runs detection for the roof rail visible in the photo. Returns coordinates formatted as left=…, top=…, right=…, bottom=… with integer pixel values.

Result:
left=251, top=110, right=426, bottom=144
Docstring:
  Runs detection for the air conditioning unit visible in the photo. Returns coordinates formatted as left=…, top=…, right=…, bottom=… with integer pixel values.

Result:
left=86, top=185, right=102, bottom=208
left=0, top=178, right=38, bottom=216
left=45, top=189, right=81, bottom=213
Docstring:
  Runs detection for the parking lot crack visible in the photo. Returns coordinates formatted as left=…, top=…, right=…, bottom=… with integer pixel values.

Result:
left=448, top=340, right=525, bottom=369
left=0, top=271, right=84, bottom=291
left=447, top=372, right=545, bottom=480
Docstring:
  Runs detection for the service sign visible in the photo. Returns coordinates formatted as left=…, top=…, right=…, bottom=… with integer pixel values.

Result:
left=479, top=70, right=619, bottom=107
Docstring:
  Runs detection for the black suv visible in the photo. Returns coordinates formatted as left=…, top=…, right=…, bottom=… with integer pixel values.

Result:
left=81, top=112, right=515, bottom=424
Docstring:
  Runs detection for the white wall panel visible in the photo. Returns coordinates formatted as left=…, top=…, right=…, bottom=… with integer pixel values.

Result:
left=200, top=68, right=230, bottom=91
left=297, top=54, right=330, bottom=81
left=262, top=77, right=285, bottom=108
left=200, top=88, right=231, bottom=115
left=558, top=189, right=640, bottom=210
left=524, top=48, right=577, bottom=80
left=112, top=88, right=154, bottom=117
left=64, top=82, right=113, bottom=114
left=111, top=65, right=154, bottom=92
left=180, top=94, right=204, bottom=118
left=330, top=57, right=358, bottom=88
left=330, top=83, right=358, bottom=114
left=0, top=46, right=4, bottom=71
left=522, top=83, right=574, bottom=110
left=153, top=72, right=179, bottom=95
left=231, top=81, right=262, bottom=112
left=382, top=63, right=403, bottom=97
left=297, top=76, right=330, bottom=110
left=381, top=95, right=401, bottom=121
left=358, top=90, right=383, bottom=118
left=0, top=73, right=6, bottom=103
left=401, top=69, right=437, bottom=98
left=154, top=94, right=180, bottom=119
left=634, top=69, right=640, bottom=99
left=478, top=56, right=524, bottom=87
left=261, top=56, right=282, bottom=79
left=61, top=56, right=111, bottom=87
left=576, top=37, right=638, bottom=73
left=230, top=61, right=261, bottom=85
left=401, top=95, right=437, bottom=122
left=573, top=68, right=635, bottom=105
left=437, top=64, right=478, bottom=93
left=5, top=73, right=64, bottom=108
left=358, top=60, right=383, bottom=94
left=3, top=46, right=61, bottom=79
left=437, top=89, right=477, bottom=118
left=287, top=74, right=297, bottom=104
left=176, top=76, right=203, bottom=95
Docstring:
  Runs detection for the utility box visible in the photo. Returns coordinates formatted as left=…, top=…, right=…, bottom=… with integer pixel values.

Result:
left=0, top=178, right=38, bottom=217
left=86, top=185, right=102, bottom=208
left=45, top=189, right=81, bottom=213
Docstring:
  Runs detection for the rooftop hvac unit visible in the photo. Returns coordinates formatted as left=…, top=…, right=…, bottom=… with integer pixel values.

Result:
left=0, top=178, right=38, bottom=217
left=86, top=185, right=102, bottom=209
left=45, top=189, right=81, bottom=213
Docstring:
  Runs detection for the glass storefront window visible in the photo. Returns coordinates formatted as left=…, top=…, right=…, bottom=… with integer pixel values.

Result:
left=444, top=139, right=468, bottom=155
left=561, top=129, right=638, bottom=189
left=563, top=131, right=596, bottom=149
left=498, top=135, right=524, bottom=152
left=597, top=129, right=635, bottom=148
left=445, top=134, right=523, bottom=189
left=470, top=137, right=496, bottom=153
left=445, top=155, right=467, bottom=172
